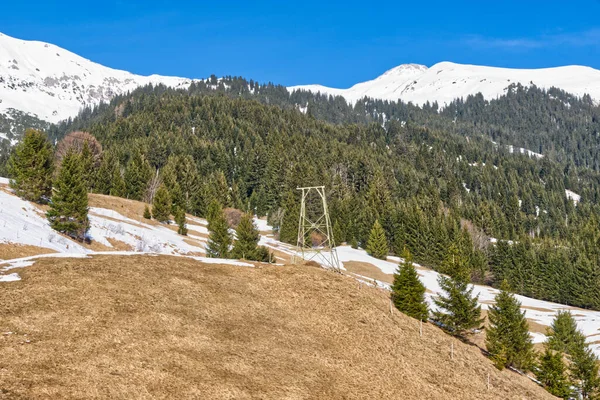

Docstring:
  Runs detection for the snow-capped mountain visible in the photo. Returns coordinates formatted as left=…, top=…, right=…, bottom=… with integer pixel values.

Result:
left=289, top=61, right=600, bottom=106
left=3, top=29, right=600, bottom=129
left=0, top=32, right=195, bottom=124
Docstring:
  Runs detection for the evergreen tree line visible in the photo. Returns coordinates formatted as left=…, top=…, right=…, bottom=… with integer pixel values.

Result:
left=9, top=86, right=600, bottom=310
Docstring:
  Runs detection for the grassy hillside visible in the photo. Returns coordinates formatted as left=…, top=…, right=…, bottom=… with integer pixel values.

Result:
left=0, top=255, right=554, bottom=399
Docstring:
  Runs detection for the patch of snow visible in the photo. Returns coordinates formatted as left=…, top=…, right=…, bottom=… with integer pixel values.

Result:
left=186, top=224, right=209, bottom=235
left=0, top=273, right=20, bottom=282
left=297, top=103, right=308, bottom=114
left=2, top=260, right=35, bottom=270
left=565, top=189, right=581, bottom=205
left=0, top=189, right=88, bottom=253
left=189, top=256, right=253, bottom=267
left=88, top=210, right=205, bottom=255
left=0, top=176, right=9, bottom=185
left=188, top=216, right=208, bottom=226
left=507, top=145, right=543, bottom=159
left=253, top=217, right=273, bottom=232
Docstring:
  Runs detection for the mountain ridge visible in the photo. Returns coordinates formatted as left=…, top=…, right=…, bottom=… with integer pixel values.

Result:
left=289, top=61, right=600, bottom=106
left=2, top=31, right=600, bottom=127
left=0, top=31, right=196, bottom=124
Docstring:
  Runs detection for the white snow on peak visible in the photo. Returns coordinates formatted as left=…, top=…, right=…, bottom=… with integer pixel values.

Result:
left=0, top=32, right=197, bottom=123
left=289, top=61, right=600, bottom=106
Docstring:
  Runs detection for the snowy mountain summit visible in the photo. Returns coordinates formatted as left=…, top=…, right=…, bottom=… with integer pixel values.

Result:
left=0, top=32, right=195, bottom=123
left=289, top=61, right=600, bottom=106
left=3, top=30, right=600, bottom=125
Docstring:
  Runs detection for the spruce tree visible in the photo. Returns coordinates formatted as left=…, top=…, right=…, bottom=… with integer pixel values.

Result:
left=570, top=344, right=600, bottom=399
left=546, top=311, right=600, bottom=399
left=46, top=149, right=89, bottom=241
left=80, top=141, right=94, bottom=190
left=206, top=208, right=232, bottom=258
left=206, top=199, right=222, bottom=225
left=431, top=273, right=484, bottom=338
left=143, top=204, right=152, bottom=219
left=332, top=219, right=344, bottom=245
left=175, top=207, right=187, bottom=235
left=7, top=128, right=53, bottom=203
left=95, top=151, right=119, bottom=195
left=535, top=346, right=572, bottom=399
left=278, top=191, right=299, bottom=244
left=366, top=220, right=388, bottom=259
left=109, top=162, right=126, bottom=198
left=124, top=150, right=152, bottom=200
left=231, top=213, right=260, bottom=260
left=440, top=242, right=471, bottom=280
left=547, top=311, right=586, bottom=355
left=152, top=185, right=171, bottom=223
left=485, top=281, right=535, bottom=371
left=391, top=248, right=428, bottom=320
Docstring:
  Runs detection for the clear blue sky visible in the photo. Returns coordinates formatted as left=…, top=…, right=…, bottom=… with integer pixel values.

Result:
left=2, top=0, right=600, bottom=87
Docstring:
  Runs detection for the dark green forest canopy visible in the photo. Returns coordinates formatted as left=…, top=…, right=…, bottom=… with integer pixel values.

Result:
left=24, top=78, right=600, bottom=310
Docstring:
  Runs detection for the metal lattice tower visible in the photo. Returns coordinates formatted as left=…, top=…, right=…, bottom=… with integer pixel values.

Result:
left=294, top=186, right=340, bottom=271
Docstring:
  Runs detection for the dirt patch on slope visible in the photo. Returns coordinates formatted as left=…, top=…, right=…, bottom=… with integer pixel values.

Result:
left=0, top=244, right=56, bottom=260
left=343, top=260, right=394, bottom=284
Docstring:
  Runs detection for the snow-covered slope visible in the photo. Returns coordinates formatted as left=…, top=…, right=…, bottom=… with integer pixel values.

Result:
left=289, top=61, right=600, bottom=106
left=0, top=32, right=195, bottom=123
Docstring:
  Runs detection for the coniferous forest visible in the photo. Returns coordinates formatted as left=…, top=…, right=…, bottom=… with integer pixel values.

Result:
left=5, top=76, right=600, bottom=311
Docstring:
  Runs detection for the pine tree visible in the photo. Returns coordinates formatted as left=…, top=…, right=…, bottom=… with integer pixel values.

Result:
left=206, top=208, right=232, bottom=258
left=278, top=191, right=298, bottom=244
left=546, top=311, right=600, bottom=399
left=440, top=242, right=471, bottom=280
left=46, top=149, right=89, bottom=241
left=391, top=248, right=428, bottom=320
left=570, top=344, right=600, bottom=399
left=366, top=220, right=388, bottom=260
left=206, top=199, right=222, bottom=225
left=109, top=162, right=126, bottom=198
left=7, top=128, right=53, bottom=203
left=547, top=311, right=586, bottom=355
left=485, top=281, right=535, bottom=371
left=152, top=185, right=171, bottom=223
left=231, top=213, right=260, bottom=260
left=175, top=207, right=187, bottom=235
left=535, top=346, right=572, bottom=399
left=80, top=141, right=94, bottom=190
left=124, top=150, right=152, bottom=200
left=332, top=219, right=344, bottom=245
left=143, top=204, right=152, bottom=219
left=432, top=272, right=484, bottom=338
left=94, top=151, right=119, bottom=195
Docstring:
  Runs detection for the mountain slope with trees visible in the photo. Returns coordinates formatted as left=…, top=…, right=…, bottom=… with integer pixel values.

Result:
left=3, top=78, right=599, bottom=311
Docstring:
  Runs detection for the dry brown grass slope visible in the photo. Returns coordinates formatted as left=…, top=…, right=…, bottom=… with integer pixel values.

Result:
left=0, top=255, right=555, bottom=399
